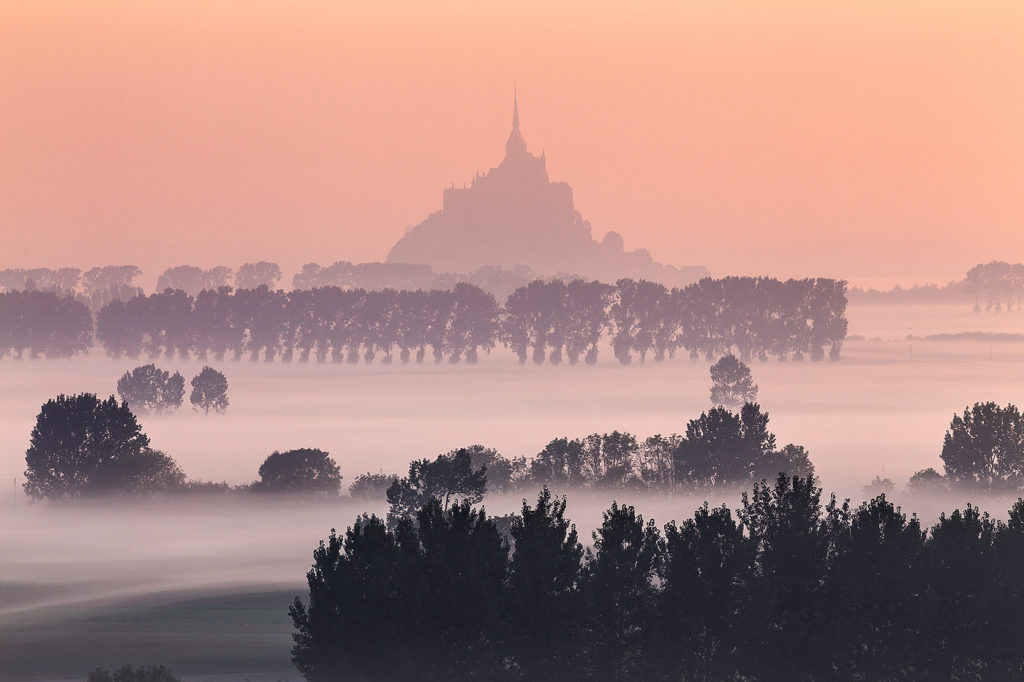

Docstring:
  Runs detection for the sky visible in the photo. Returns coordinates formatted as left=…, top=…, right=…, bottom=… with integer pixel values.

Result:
left=2, top=1, right=1022, bottom=288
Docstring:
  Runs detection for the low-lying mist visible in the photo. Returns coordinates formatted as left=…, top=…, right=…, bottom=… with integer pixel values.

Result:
left=4, top=304, right=1024, bottom=678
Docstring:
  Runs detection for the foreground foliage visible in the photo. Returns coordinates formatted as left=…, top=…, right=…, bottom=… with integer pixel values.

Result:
left=293, top=478, right=1024, bottom=681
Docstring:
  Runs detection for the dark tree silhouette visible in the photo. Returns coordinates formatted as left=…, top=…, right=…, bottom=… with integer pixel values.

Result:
left=458, top=444, right=526, bottom=494
left=505, top=488, right=584, bottom=679
left=385, top=448, right=487, bottom=526
left=924, top=504, right=998, bottom=675
left=739, top=474, right=849, bottom=679
left=657, top=502, right=754, bottom=679
left=23, top=394, right=181, bottom=500
left=673, top=403, right=777, bottom=487
left=116, top=364, right=185, bottom=415
left=256, top=448, right=342, bottom=495
left=941, top=402, right=1024, bottom=489
left=290, top=476, right=1024, bottom=680
left=290, top=499, right=508, bottom=680
left=581, top=501, right=661, bottom=679
left=826, top=494, right=926, bottom=678
left=190, top=366, right=229, bottom=414
left=709, top=354, right=758, bottom=408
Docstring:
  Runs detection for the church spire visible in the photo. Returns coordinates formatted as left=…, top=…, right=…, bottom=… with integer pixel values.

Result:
left=505, top=86, right=527, bottom=159
left=513, top=85, right=519, bottom=131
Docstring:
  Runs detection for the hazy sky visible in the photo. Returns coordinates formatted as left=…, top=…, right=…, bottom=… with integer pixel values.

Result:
left=2, top=1, right=1022, bottom=287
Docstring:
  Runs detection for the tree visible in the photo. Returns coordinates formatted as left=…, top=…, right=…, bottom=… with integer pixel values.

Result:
left=739, top=474, right=847, bottom=678
left=87, top=665, right=182, bottom=682
left=657, top=502, right=754, bottom=679
left=460, top=444, right=527, bottom=494
left=348, top=472, right=399, bottom=500
left=907, top=467, right=947, bottom=494
left=581, top=501, right=661, bottom=679
left=256, top=448, right=341, bottom=495
left=826, top=495, right=926, bottom=679
left=289, top=515, right=404, bottom=681
left=290, top=499, right=508, bottom=680
left=923, top=505, right=999, bottom=675
left=235, top=261, right=282, bottom=290
left=709, top=354, right=758, bottom=408
left=385, top=449, right=487, bottom=526
left=941, top=402, right=1024, bottom=489
left=190, top=366, right=229, bottom=414
left=506, top=488, right=584, bottom=678
left=758, top=443, right=816, bottom=482
left=23, top=393, right=182, bottom=500
left=673, top=403, right=778, bottom=487
left=116, top=364, right=185, bottom=415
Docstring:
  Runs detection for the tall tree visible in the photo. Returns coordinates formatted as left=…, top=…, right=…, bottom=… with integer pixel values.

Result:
left=505, top=488, right=585, bottom=678
left=581, top=502, right=661, bottom=679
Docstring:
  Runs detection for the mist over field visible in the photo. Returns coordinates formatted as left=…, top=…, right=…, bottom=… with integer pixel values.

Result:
left=3, top=301, right=1024, bottom=679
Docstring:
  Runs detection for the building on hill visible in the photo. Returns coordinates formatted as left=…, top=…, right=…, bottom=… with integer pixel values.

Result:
left=387, top=92, right=708, bottom=286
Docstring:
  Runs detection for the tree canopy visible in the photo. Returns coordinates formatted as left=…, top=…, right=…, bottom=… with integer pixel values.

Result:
left=256, top=448, right=342, bottom=495
left=23, top=393, right=182, bottom=500
left=292, top=479, right=1024, bottom=680
left=116, top=364, right=185, bottom=415
left=709, top=354, right=758, bottom=408
left=190, top=366, right=229, bottom=414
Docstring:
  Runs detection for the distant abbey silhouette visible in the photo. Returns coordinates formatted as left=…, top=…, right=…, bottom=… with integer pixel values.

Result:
left=387, top=92, right=707, bottom=285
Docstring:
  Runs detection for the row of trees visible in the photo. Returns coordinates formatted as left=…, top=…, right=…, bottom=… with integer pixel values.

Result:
left=0, top=263, right=282, bottom=303
left=965, top=261, right=1024, bottom=312
left=0, top=266, right=144, bottom=311
left=24, top=390, right=1021, bottom=503
left=292, top=479, right=1024, bottom=680
left=90, top=277, right=846, bottom=364
left=20, top=392, right=335, bottom=500
left=356, top=403, right=813, bottom=522
left=0, top=290, right=93, bottom=358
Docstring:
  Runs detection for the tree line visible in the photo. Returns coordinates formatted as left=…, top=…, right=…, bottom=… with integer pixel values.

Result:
left=0, top=290, right=93, bottom=358
left=965, top=261, right=1024, bottom=312
left=846, top=260, right=1024, bottom=310
left=86, top=277, right=847, bottom=365
left=291, top=478, right=1024, bottom=680
left=24, top=392, right=1024, bottom=503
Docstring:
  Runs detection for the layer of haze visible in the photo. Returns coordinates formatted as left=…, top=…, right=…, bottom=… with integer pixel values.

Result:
left=3, top=1, right=1023, bottom=286
left=4, top=304, right=1024, bottom=679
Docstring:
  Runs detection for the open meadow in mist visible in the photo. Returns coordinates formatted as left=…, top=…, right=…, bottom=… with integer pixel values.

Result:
left=3, top=303, right=1024, bottom=680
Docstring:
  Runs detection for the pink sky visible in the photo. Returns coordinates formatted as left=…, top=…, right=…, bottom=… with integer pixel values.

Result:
left=2, top=1, right=1022, bottom=288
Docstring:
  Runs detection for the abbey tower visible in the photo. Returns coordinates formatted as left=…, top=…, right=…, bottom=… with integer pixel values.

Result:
left=387, top=93, right=707, bottom=285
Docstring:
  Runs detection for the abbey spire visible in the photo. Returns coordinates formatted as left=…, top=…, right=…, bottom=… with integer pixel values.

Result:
left=505, top=87, right=528, bottom=159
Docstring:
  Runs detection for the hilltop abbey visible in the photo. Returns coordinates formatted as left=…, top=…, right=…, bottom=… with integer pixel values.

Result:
left=387, top=93, right=708, bottom=285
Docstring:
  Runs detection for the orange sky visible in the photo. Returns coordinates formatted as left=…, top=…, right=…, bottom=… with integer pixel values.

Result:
left=2, top=1, right=1022, bottom=288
